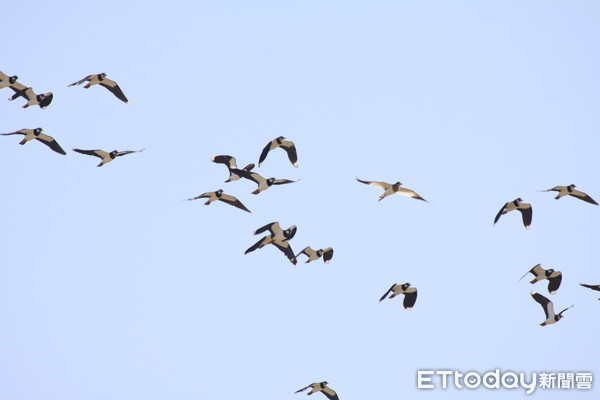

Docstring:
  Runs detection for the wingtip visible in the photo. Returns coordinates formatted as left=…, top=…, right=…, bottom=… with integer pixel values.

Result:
left=530, top=290, right=537, bottom=295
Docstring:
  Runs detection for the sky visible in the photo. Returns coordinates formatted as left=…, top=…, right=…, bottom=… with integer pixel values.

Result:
left=1, top=1, right=599, bottom=399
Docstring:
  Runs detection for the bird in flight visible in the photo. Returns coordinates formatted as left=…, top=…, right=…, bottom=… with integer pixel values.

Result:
left=541, top=184, right=598, bottom=205
left=295, top=381, right=339, bottom=400
left=73, top=148, right=144, bottom=167
left=1, top=128, right=66, bottom=155
left=7, top=82, right=53, bottom=108
left=69, top=73, right=130, bottom=103
left=494, top=198, right=532, bottom=229
left=530, top=291, right=573, bottom=326
left=186, top=189, right=251, bottom=213
left=379, top=283, right=418, bottom=310
left=296, top=246, right=334, bottom=264
left=580, top=283, right=600, bottom=300
left=519, top=264, right=562, bottom=294
left=245, top=222, right=298, bottom=264
left=356, top=178, right=427, bottom=202
left=210, top=155, right=255, bottom=183
left=258, top=136, right=298, bottom=167
left=235, top=169, right=297, bottom=194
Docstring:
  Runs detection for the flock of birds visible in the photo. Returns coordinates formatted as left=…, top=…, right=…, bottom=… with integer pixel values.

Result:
left=3, top=69, right=600, bottom=400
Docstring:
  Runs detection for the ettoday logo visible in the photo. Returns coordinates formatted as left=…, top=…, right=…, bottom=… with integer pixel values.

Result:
left=417, top=370, right=593, bottom=394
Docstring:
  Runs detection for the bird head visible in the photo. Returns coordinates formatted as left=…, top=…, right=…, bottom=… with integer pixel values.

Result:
left=545, top=269, right=554, bottom=276
left=402, top=283, right=411, bottom=290
left=569, top=184, right=576, bottom=189
left=33, top=128, right=43, bottom=135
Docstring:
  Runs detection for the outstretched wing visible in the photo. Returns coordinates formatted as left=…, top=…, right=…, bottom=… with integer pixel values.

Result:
left=116, top=149, right=145, bottom=157
left=186, top=192, right=212, bottom=201
left=73, top=149, right=108, bottom=159
left=211, top=155, right=237, bottom=169
left=403, top=289, right=417, bottom=310
left=520, top=264, right=543, bottom=281
left=542, top=186, right=561, bottom=193
left=245, top=236, right=270, bottom=254
left=321, top=387, right=339, bottom=400
left=356, top=178, right=391, bottom=191
left=531, top=291, right=552, bottom=319
left=99, top=78, right=129, bottom=103
left=493, top=203, right=508, bottom=224
left=35, top=133, right=66, bottom=155
left=258, top=139, right=275, bottom=167
left=547, top=274, right=562, bottom=295
left=580, top=283, right=600, bottom=292
left=272, top=178, right=297, bottom=185
left=570, top=189, right=599, bottom=205
left=1, top=130, right=25, bottom=137
left=379, top=284, right=395, bottom=302
left=397, top=187, right=427, bottom=202
left=280, top=139, right=298, bottom=167
left=322, top=248, right=334, bottom=263
left=219, top=193, right=251, bottom=213
left=254, top=222, right=281, bottom=236
left=272, top=240, right=298, bottom=265
left=518, top=204, right=532, bottom=229
left=69, top=75, right=92, bottom=86
left=294, top=384, right=313, bottom=394
left=235, top=169, right=265, bottom=185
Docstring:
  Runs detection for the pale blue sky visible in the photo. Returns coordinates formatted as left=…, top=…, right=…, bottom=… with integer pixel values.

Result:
left=1, top=1, right=599, bottom=399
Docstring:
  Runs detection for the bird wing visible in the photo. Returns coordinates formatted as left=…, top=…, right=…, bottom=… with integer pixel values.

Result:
left=35, top=133, right=66, bottom=155
left=186, top=192, right=212, bottom=201
left=493, top=203, right=508, bottom=224
left=254, top=222, right=281, bottom=236
left=295, top=384, right=313, bottom=394
left=211, top=155, right=237, bottom=169
left=272, top=240, right=298, bottom=265
left=397, top=187, right=427, bottom=202
left=1, top=130, right=26, bottom=136
left=218, top=193, right=251, bottom=213
left=73, top=149, right=108, bottom=159
left=69, top=75, right=92, bottom=86
left=258, top=139, right=276, bottom=167
left=531, top=291, right=552, bottom=319
left=245, top=235, right=270, bottom=254
left=99, top=78, right=129, bottom=103
left=235, top=169, right=265, bottom=185
left=322, top=248, right=334, bottom=263
left=320, top=387, right=339, bottom=400
left=542, top=186, right=562, bottom=192
left=272, top=178, right=297, bottom=185
left=547, top=274, right=562, bottom=294
left=580, top=283, right=600, bottom=292
left=569, top=189, right=599, bottom=205
left=37, top=92, right=53, bottom=108
left=9, top=81, right=28, bottom=95
left=280, top=139, right=298, bottom=167
left=242, top=163, right=255, bottom=171
left=296, top=246, right=314, bottom=259
left=356, top=178, right=391, bottom=190
left=379, top=284, right=396, bottom=302
left=520, top=264, right=544, bottom=281
left=518, top=203, right=533, bottom=229
left=115, top=149, right=144, bottom=157
left=403, top=288, right=418, bottom=309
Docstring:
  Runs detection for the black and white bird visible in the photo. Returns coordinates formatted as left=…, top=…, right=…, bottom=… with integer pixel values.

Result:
left=296, top=246, right=334, bottom=264
left=530, top=291, right=573, bottom=326
left=379, top=283, right=418, bottom=310
left=73, top=148, right=144, bottom=167
left=0, top=71, right=19, bottom=89
left=235, top=169, right=297, bottom=194
left=580, top=283, right=600, bottom=300
left=210, top=155, right=255, bottom=182
left=519, top=264, right=562, bottom=294
left=1, top=128, right=66, bottom=155
left=494, top=198, right=532, bottom=229
left=186, top=189, right=251, bottom=213
left=356, top=178, right=427, bottom=202
left=8, top=82, right=53, bottom=108
left=295, top=382, right=339, bottom=400
left=245, top=222, right=297, bottom=264
left=69, top=73, right=130, bottom=103
left=542, top=185, right=598, bottom=206
left=258, top=136, right=298, bottom=167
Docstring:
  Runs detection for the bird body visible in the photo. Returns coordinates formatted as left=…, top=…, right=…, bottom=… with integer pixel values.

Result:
left=542, top=185, right=598, bottom=205
left=379, top=283, right=418, bottom=309
left=494, top=198, right=532, bottom=229
left=519, top=264, right=562, bottom=294
left=295, top=381, right=339, bottom=400
left=356, top=178, right=427, bottom=202
left=73, top=148, right=144, bottom=167
left=1, top=128, right=66, bottom=155
left=235, top=169, right=297, bottom=194
left=69, top=73, right=130, bottom=103
left=186, top=189, right=251, bottom=213
left=530, top=291, right=573, bottom=326
left=258, top=136, right=298, bottom=167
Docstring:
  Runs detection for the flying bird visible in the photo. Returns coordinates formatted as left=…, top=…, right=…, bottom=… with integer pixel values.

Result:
left=295, top=382, right=339, bottom=400
left=580, top=283, right=600, bottom=300
left=530, top=291, right=573, bottom=326
left=186, top=189, right=251, bottom=213
left=519, top=264, right=562, bottom=294
left=258, top=136, right=298, bottom=167
left=235, top=169, right=297, bottom=194
left=73, top=148, right=144, bottom=167
left=8, top=82, right=53, bottom=108
left=1, top=128, right=66, bottom=155
left=0, top=71, right=19, bottom=89
left=494, top=198, right=532, bottom=229
left=210, top=155, right=255, bottom=182
left=69, top=73, right=130, bottom=103
left=541, top=184, right=598, bottom=205
left=296, top=246, right=334, bottom=264
left=356, top=178, right=427, bottom=202
left=379, top=283, right=418, bottom=310
left=245, top=222, right=297, bottom=264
